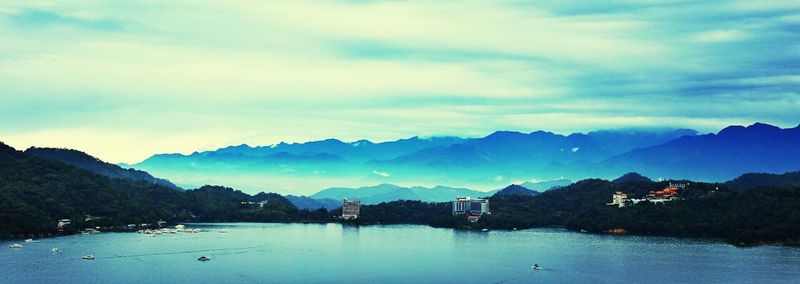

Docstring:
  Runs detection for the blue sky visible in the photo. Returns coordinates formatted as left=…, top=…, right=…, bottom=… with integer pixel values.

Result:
left=1, top=1, right=798, bottom=163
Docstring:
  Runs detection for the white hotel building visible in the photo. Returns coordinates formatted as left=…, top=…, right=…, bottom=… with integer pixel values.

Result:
left=452, top=197, right=490, bottom=216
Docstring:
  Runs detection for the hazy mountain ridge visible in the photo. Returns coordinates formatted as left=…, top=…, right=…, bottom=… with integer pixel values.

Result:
left=724, top=171, right=800, bottom=191
left=493, top=184, right=540, bottom=197
left=285, top=195, right=341, bottom=210
left=600, top=123, right=800, bottom=181
left=26, top=147, right=180, bottom=190
left=520, top=179, right=573, bottom=191
left=128, top=123, right=800, bottom=194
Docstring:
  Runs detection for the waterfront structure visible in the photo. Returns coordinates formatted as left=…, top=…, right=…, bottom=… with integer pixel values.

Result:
left=342, top=199, right=360, bottom=220
left=452, top=197, right=490, bottom=216
left=607, top=191, right=628, bottom=208
left=57, top=219, right=71, bottom=228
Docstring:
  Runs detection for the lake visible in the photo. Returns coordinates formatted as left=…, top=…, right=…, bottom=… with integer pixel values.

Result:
left=2, top=223, right=799, bottom=283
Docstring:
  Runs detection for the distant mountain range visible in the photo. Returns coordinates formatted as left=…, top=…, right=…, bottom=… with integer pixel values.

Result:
left=127, top=123, right=800, bottom=194
left=3, top=138, right=798, bottom=245
left=284, top=195, right=340, bottom=211
left=309, top=184, right=492, bottom=205
left=130, top=126, right=713, bottom=193
left=599, top=123, right=800, bottom=181
left=26, top=147, right=180, bottom=190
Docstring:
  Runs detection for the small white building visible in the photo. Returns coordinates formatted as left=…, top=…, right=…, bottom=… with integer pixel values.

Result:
left=57, top=219, right=71, bottom=228
left=342, top=199, right=360, bottom=220
left=452, top=197, right=490, bottom=216
left=607, top=191, right=628, bottom=208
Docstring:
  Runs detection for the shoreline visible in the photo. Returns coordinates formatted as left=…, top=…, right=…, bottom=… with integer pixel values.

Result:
left=4, top=221, right=797, bottom=248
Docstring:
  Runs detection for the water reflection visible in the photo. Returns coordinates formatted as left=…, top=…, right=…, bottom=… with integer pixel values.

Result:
left=1, top=224, right=798, bottom=284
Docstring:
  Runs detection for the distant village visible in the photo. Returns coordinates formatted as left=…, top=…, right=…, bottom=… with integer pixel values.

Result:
left=50, top=182, right=693, bottom=235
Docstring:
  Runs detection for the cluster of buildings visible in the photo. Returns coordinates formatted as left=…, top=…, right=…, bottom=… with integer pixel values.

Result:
left=338, top=196, right=492, bottom=223
left=341, top=199, right=360, bottom=220
left=240, top=200, right=269, bottom=208
left=452, top=197, right=490, bottom=222
left=607, top=182, right=688, bottom=208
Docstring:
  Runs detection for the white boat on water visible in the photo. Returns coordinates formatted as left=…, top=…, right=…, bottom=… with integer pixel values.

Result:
left=197, top=255, right=211, bottom=261
left=82, top=228, right=100, bottom=234
left=82, top=255, right=95, bottom=260
left=51, top=247, right=60, bottom=253
left=9, top=243, right=22, bottom=248
left=24, top=238, right=35, bottom=243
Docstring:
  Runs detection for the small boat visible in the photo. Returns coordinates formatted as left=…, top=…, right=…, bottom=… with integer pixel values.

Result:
left=218, top=230, right=228, bottom=234
left=531, top=264, right=542, bottom=270
left=82, top=228, right=100, bottom=234
left=197, top=255, right=211, bottom=261
left=9, top=243, right=22, bottom=248
left=82, top=255, right=95, bottom=260
left=24, top=238, right=35, bottom=243
left=51, top=247, right=60, bottom=253
left=481, top=228, right=489, bottom=232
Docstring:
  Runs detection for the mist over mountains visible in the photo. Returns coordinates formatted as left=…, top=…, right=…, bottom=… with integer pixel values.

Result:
left=128, top=123, right=800, bottom=195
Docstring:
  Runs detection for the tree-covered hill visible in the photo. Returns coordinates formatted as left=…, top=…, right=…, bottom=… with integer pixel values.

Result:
left=0, top=142, right=325, bottom=238
left=449, top=178, right=799, bottom=246
left=724, top=171, right=800, bottom=191
left=350, top=175, right=799, bottom=246
left=25, top=147, right=180, bottom=189
left=3, top=141, right=798, bottom=246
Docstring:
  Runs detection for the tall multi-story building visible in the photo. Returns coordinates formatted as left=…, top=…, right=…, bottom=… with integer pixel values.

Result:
left=452, top=197, right=489, bottom=216
left=342, top=199, right=360, bottom=220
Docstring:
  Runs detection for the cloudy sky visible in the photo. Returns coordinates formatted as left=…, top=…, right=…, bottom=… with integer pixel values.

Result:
left=1, top=1, right=798, bottom=163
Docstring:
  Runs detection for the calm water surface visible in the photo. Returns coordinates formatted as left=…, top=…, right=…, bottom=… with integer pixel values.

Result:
left=1, top=223, right=799, bottom=283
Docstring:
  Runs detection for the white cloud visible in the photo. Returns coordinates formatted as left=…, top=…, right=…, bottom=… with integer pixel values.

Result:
left=372, top=170, right=391, bottom=178
left=0, top=0, right=797, bottom=163
left=690, top=29, right=748, bottom=42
